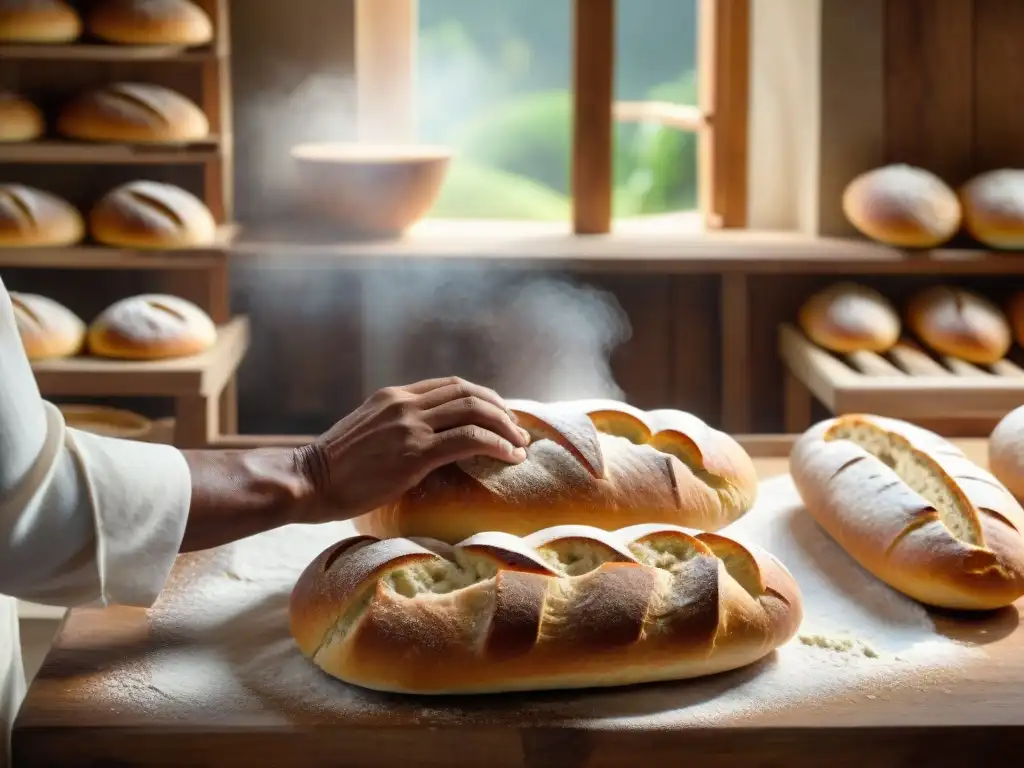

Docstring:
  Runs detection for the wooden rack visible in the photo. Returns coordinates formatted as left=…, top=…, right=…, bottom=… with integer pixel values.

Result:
left=778, top=322, right=1024, bottom=434
left=0, top=0, right=243, bottom=448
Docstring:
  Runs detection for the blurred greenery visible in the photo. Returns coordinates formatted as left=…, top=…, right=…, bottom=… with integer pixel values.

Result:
left=418, top=0, right=700, bottom=221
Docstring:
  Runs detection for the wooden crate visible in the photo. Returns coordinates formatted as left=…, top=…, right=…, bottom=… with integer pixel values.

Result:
left=0, top=0, right=242, bottom=447
left=778, top=322, right=1024, bottom=433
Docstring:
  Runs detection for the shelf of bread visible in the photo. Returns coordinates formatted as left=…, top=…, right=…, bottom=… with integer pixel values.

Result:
left=32, top=315, right=248, bottom=398
left=779, top=322, right=1024, bottom=418
left=0, top=43, right=220, bottom=61
left=0, top=138, right=221, bottom=165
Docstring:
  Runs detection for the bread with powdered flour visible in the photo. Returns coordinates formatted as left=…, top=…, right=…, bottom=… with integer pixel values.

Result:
left=906, top=285, right=1011, bottom=364
left=57, top=82, right=209, bottom=143
left=356, top=399, right=759, bottom=543
left=0, top=0, right=81, bottom=42
left=960, top=169, right=1024, bottom=250
left=0, top=184, right=85, bottom=247
left=797, top=282, right=901, bottom=353
left=989, top=405, right=1024, bottom=505
left=0, top=91, right=45, bottom=142
left=791, top=414, right=1024, bottom=610
left=90, top=180, right=216, bottom=248
left=842, top=164, right=961, bottom=248
left=87, top=0, right=213, bottom=46
left=10, top=292, right=86, bottom=360
left=290, top=523, right=803, bottom=694
left=88, top=293, right=216, bottom=360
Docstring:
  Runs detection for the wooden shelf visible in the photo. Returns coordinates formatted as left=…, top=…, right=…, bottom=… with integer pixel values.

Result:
left=778, top=322, right=1024, bottom=419
left=0, top=138, right=221, bottom=165
left=0, top=225, right=238, bottom=269
left=0, top=44, right=221, bottom=62
left=32, top=316, right=249, bottom=398
left=17, top=601, right=66, bottom=622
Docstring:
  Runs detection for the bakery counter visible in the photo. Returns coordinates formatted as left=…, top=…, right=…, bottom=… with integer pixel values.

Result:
left=13, top=439, right=1024, bottom=767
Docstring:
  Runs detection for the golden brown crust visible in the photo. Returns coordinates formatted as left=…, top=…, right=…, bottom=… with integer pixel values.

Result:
left=791, top=414, right=1024, bottom=610
left=960, top=169, right=1024, bottom=249
left=0, top=184, right=84, bottom=247
left=290, top=524, right=803, bottom=694
left=10, top=291, right=85, bottom=360
left=0, top=0, right=81, bottom=42
left=86, top=0, right=213, bottom=46
left=57, top=404, right=152, bottom=439
left=989, top=405, right=1024, bottom=504
left=906, top=286, right=1011, bottom=364
left=842, top=164, right=961, bottom=248
left=87, top=293, right=216, bottom=360
left=356, top=399, right=759, bottom=543
left=89, top=180, right=216, bottom=248
left=57, top=82, right=209, bottom=143
left=797, top=282, right=901, bottom=353
left=0, top=91, right=44, bottom=142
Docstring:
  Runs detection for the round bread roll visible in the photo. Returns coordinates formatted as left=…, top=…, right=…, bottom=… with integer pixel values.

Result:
left=58, top=404, right=152, bottom=439
left=87, top=0, right=213, bottom=46
left=356, top=399, right=759, bottom=543
left=290, top=524, right=803, bottom=694
left=906, top=286, right=1011, bottom=364
left=0, top=92, right=44, bottom=142
left=842, top=164, right=962, bottom=248
left=88, top=294, right=216, bottom=360
left=0, top=0, right=82, bottom=42
left=90, top=180, right=216, bottom=248
left=990, top=405, right=1024, bottom=504
left=0, top=184, right=84, bottom=247
left=10, top=292, right=85, bottom=360
left=57, top=82, right=209, bottom=143
left=960, top=169, right=1024, bottom=249
left=797, top=282, right=901, bottom=353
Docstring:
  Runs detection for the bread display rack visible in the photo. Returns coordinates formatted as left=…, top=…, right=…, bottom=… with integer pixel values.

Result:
left=0, top=0, right=244, bottom=449
left=778, top=323, right=1024, bottom=433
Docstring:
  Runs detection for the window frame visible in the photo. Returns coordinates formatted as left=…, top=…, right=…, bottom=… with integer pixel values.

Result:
left=353, top=0, right=750, bottom=234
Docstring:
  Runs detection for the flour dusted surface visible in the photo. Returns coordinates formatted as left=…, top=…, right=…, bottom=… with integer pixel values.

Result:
left=94, top=476, right=981, bottom=728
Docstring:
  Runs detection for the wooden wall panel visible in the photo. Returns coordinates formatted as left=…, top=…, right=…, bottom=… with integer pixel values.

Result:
left=972, top=0, right=1024, bottom=170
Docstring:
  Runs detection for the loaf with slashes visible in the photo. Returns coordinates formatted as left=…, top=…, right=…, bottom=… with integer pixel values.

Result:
left=290, top=523, right=803, bottom=694
left=357, top=399, right=759, bottom=543
left=791, top=414, right=1024, bottom=610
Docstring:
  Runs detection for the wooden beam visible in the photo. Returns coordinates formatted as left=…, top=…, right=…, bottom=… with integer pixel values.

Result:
left=572, top=0, right=615, bottom=234
left=354, top=0, right=417, bottom=143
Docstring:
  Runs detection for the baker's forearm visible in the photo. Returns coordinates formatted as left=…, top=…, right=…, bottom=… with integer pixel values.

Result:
left=180, top=448, right=316, bottom=552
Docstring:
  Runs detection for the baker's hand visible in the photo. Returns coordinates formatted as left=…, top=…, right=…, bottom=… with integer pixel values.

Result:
left=296, top=377, right=531, bottom=522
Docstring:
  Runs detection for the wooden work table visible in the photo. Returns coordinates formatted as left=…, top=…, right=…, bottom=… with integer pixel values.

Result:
left=13, top=438, right=1024, bottom=767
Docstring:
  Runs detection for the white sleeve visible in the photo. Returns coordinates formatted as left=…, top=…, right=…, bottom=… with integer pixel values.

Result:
left=0, top=278, right=192, bottom=608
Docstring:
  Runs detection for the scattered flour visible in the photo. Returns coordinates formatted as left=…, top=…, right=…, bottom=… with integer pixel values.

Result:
left=94, top=475, right=987, bottom=728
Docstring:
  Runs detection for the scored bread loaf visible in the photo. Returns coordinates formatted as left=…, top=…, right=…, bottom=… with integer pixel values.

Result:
left=906, top=285, right=1011, bottom=364
left=57, top=82, right=209, bottom=143
left=357, top=399, right=759, bottom=543
left=87, top=0, right=213, bottom=46
left=960, top=169, right=1024, bottom=250
left=989, top=405, right=1024, bottom=505
left=0, top=184, right=84, bottom=247
left=290, top=523, right=803, bottom=694
left=10, top=292, right=86, bottom=360
left=88, top=293, right=216, bottom=360
left=797, top=282, right=901, bottom=353
left=0, top=92, right=44, bottom=142
left=90, top=180, right=216, bottom=248
left=842, top=164, right=961, bottom=248
left=0, top=0, right=81, bottom=42
left=791, top=414, right=1024, bottom=610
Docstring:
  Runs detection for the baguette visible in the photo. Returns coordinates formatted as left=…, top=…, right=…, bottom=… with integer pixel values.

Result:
left=791, top=414, right=1024, bottom=610
left=290, top=523, right=803, bottom=694
left=356, top=399, right=759, bottom=543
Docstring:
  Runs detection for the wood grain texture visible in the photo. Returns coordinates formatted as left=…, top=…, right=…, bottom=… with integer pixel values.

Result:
left=972, top=0, right=1024, bottom=169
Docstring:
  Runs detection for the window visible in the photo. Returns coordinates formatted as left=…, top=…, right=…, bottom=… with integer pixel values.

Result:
left=353, top=0, right=749, bottom=234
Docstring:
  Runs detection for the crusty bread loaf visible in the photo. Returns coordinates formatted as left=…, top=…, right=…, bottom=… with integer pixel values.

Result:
left=0, top=0, right=81, bottom=42
left=906, top=286, right=1011, bottom=364
left=88, top=293, right=216, bottom=360
left=797, top=282, right=901, bottom=353
left=960, top=169, right=1024, bottom=250
left=0, top=91, right=44, bottom=142
left=989, top=405, right=1024, bottom=504
left=57, top=82, right=209, bottom=143
left=356, top=399, right=759, bottom=543
left=87, top=0, right=213, bottom=46
left=0, top=184, right=85, bottom=247
left=791, top=414, right=1024, bottom=610
left=842, top=164, right=961, bottom=248
left=1007, top=291, right=1024, bottom=350
left=90, top=180, right=216, bottom=248
left=290, top=523, right=802, bottom=694
left=10, top=291, right=86, bottom=360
